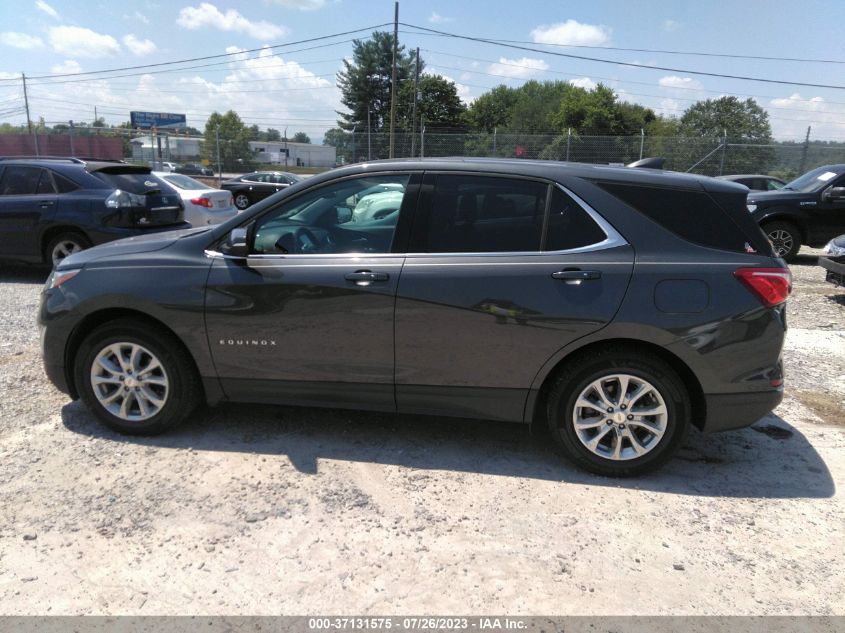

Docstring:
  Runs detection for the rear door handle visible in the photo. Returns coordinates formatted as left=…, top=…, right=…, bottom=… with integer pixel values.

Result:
left=345, top=270, right=389, bottom=285
left=39, top=200, right=55, bottom=208
left=552, top=269, right=602, bottom=284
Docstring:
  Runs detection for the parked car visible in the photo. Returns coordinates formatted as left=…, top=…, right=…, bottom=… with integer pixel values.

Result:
left=0, top=157, right=188, bottom=267
left=747, top=164, right=845, bottom=260
left=819, top=233, right=845, bottom=288
left=176, top=163, right=214, bottom=177
left=221, top=171, right=302, bottom=210
left=153, top=172, right=236, bottom=227
left=40, top=158, right=789, bottom=477
left=717, top=174, right=786, bottom=191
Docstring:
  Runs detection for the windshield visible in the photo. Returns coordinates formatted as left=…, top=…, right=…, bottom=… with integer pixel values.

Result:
left=783, top=166, right=844, bottom=193
left=161, top=174, right=208, bottom=191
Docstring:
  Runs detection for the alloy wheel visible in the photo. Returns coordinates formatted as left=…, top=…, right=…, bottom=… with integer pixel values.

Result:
left=767, top=229, right=793, bottom=258
left=51, top=240, right=83, bottom=267
left=571, top=373, right=668, bottom=461
left=90, top=342, right=170, bottom=422
left=234, top=194, right=250, bottom=209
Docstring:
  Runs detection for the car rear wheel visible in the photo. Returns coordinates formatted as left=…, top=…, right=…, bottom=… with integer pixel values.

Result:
left=762, top=221, right=801, bottom=261
left=234, top=193, right=251, bottom=210
left=46, top=232, right=91, bottom=268
left=546, top=348, right=690, bottom=477
left=74, top=319, right=201, bottom=435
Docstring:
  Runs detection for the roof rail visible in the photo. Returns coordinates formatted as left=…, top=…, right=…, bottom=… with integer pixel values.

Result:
left=627, top=157, right=665, bottom=169
left=0, top=156, right=126, bottom=163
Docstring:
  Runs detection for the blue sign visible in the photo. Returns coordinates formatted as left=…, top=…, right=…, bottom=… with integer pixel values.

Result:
left=130, top=111, right=187, bottom=130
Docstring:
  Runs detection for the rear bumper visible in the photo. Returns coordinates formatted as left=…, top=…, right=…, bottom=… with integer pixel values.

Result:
left=702, top=389, right=783, bottom=432
left=820, top=257, right=845, bottom=287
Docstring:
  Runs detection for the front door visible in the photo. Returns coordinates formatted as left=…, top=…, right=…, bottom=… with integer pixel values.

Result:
left=816, top=175, right=845, bottom=243
left=205, top=172, right=419, bottom=411
left=394, top=174, right=634, bottom=422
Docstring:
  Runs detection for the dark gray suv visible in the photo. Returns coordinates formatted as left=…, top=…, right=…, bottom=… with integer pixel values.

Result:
left=39, top=159, right=790, bottom=476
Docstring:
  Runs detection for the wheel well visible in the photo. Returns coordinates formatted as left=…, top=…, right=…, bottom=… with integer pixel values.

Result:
left=41, top=226, right=89, bottom=262
left=532, top=339, right=707, bottom=431
left=759, top=215, right=807, bottom=243
left=63, top=308, right=204, bottom=400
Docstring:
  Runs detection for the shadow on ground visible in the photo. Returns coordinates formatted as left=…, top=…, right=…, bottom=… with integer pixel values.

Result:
left=0, top=264, right=49, bottom=284
left=61, top=399, right=835, bottom=500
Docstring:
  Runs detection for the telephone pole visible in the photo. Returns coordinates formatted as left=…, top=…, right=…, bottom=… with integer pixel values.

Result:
left=21, top=73, right=39, bottom=156
left=410, top=47, right=420, bottom=158
left=388, top=1, right=398, bottom=158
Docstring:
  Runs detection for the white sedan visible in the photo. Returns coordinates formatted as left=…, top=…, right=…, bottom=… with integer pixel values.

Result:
left=154, top=172, right=237, bottom=227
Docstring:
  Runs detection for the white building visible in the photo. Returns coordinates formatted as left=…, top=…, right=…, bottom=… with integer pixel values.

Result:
left=249, top=141, right=336, bottom=168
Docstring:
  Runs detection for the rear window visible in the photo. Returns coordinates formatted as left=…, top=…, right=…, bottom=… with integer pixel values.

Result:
left=597, top=182, right=755, bottom=253
left=162, top=174, right=207, bottom=190
left=92, top=171, right=173, bottom=194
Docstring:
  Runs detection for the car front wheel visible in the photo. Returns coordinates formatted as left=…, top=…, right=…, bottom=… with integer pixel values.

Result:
left=74, top=319, right=201, bottom=435
left=234, top=193, right=251, bottom=210
left=546, top=348, right=690, bottom=477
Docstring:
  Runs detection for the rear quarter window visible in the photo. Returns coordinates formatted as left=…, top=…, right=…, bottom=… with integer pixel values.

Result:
left=596, top=182, right=758, bottom=253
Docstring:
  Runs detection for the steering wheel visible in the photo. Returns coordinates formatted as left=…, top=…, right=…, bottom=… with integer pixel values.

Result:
left=293, top=226, right=320, bottom=254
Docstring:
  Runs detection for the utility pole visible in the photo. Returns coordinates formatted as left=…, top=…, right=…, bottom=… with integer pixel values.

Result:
left=284, top=126, right=288, bottom=168
left=388, top=1, right=398, bottom=158
left=69, top=120, right=75, bottom=156
left=799, top=125, right=811, bottom=174
left=420, top=118, right=425, bottom=158
left=719, top=128, right=728, bottom=176
left=21, top=73, right=39, bottom=156
left=367, top=107, right=372, bottom=161
left=351, top=125, right=357, bottom=163
left=94, top=106, right=98, bottom=124
left=410, top=46, right=420, bottom=158
left=215, top=124, right=222, bottom=185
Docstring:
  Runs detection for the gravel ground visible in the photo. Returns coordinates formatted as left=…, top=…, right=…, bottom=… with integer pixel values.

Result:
left=0, top=249, right=844, bottom=615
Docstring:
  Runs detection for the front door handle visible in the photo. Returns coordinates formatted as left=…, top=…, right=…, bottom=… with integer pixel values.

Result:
left=38, top=200, right=55, bottom=208
left=552, top=269, right=602, bottom=284
left=345, top=270, right=389, bottom=286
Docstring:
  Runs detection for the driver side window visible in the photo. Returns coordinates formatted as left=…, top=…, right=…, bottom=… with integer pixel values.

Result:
left=252, top=174, right=410, bottom=255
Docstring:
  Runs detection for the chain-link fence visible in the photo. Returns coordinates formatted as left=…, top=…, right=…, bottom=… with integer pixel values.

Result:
left=4, top=126, right=845, bottom=180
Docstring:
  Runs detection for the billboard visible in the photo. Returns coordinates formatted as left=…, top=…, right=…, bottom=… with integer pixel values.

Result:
left=130, top=111, right=187, bottom=130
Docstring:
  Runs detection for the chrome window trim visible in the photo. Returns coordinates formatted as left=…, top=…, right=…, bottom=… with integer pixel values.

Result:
left=206, top=179, right=628, bottom=261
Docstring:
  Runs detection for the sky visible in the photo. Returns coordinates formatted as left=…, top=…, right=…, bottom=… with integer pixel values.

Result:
left=0, top=0, right=844, bottom=143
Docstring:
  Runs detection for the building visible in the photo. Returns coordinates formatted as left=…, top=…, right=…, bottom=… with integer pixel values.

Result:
left=249, top=141, right=336, bottom=168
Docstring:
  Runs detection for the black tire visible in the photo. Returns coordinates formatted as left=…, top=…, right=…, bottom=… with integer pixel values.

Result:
left=74, top=318, right=201, bottom=435
left=233, top=192, right=251, bottom=210
left=45, top=232, right=91, bottom=268
left=546, top=347, right=690, bottom=477
left=762, top=220, right=801, bottom=261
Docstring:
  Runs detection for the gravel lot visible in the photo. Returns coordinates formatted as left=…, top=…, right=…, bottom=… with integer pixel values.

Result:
left=1, top=250, right=844, bottom=615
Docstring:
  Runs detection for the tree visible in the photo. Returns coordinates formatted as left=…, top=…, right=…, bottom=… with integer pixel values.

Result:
left=201, top=110, right=254, bottom=171
left=464, top=84, right=518, bottom=133
left=322, top=127, right=354, bottom=163
left=336, top=31, right=420, bottom=133
left=291, top=132, right=311, bottom=144
left=397, top=74, right=466, bottom=132
left=266, top=128, right=281, bottom=141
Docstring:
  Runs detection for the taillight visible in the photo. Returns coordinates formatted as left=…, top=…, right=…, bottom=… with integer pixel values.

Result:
left=734, top=267, right=792, bottom=307
left=190, top=197, right=213, bottom=208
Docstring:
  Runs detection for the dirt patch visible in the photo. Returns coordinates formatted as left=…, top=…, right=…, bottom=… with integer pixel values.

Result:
left=792, top=389, right=845, bottom=425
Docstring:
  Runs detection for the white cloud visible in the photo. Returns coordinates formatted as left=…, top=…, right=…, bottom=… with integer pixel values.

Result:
left=488, top=57, right=549, bottom=79
left=428, top=11, right=453, bottom=24
left=50, top=59, right=82, bottom=74
left=177, top=3, right=288, bottom=40
left=124, top=11, right=150, bottom=24
left=270, top=0, right=326, bottom=9
left=123, top=34, right=157, bottom=56
left=48, top=26, right=121, bottom=58
left=569, top=76, right=596, bottom=90
left=0, top=32, right=44, bottom=49
left=658, top=75, right=703, bottom=90
left=35, top=0, right=59, bottom=19
left=768, top=93, right=845, bottom=140
left=662, top=19, right=679, bottom=32
left=530, top=20, right=610, bottom=46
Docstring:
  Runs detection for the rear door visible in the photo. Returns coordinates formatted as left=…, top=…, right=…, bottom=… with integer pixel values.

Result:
left=394, top=173, right=634, bottom=422
left=0, top=165, right=55, bottom=258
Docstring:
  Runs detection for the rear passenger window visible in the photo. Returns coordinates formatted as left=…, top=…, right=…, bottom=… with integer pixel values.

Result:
left=412, top=175, right=547, bottom=253
left=36, top=171, right=56, bottom=194
left=597, top=182, right=751, bottom=253
left=546, top=188, right=608, bottom=251
left=0, top=166, right=41, bottom=195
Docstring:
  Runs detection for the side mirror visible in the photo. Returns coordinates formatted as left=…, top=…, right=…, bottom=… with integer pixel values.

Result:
left=823, top=186, right=845, bottom=202
left=336, top=206, right=353, bottom=224
left=220, top=227, right=249, bottom=258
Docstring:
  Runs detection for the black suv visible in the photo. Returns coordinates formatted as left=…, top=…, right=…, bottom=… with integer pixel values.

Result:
left=747, top=164, right=845, bottom=260
left=0, top=157, right=188, bottom=267
left=40, top=159, right=789, bottom=476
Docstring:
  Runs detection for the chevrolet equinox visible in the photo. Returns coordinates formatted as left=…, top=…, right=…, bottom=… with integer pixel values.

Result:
left=40, top=159, right=790, bottom=476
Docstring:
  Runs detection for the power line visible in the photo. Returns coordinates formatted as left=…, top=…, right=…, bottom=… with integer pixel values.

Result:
left=401, top=23, right=845, bottom=90
left=1, top=23, right=391, bottom=83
